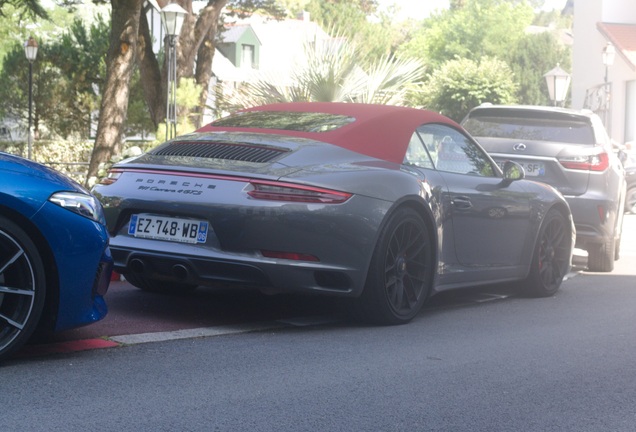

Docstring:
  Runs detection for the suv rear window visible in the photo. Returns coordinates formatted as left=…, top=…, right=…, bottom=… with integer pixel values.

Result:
left=463, top=113, right=595, bottom=144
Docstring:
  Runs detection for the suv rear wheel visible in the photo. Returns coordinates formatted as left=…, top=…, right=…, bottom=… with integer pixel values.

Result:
left=587, top=236, right=616, bottom=272
left=586, top=187, right=624, bottom=272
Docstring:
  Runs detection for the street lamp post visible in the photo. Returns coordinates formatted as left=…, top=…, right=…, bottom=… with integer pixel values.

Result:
left=160, top=3, right=188, bottom=141
left=24, top=36, right=38, bottom=159
left=602, top=41, right=616, bottom=134
left=543, top=64, right=571, bottom=107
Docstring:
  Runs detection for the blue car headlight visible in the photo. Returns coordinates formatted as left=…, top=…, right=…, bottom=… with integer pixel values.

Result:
left=49, top=192, right=106, bottom=225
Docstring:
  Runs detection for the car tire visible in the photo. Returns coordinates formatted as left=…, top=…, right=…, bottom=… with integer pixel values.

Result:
left=614, top=205, right=624, bottom=261
left=124, top=272, right=197, bottom=295
left=354, top=207, right=433, bottom=325
left=0, top=216, right=47, bottom=361
left=626, top=187, right=636, bottom=214
left=522, top=209, right=571, bottom=297
left=587, top=236, right=616, bottom=272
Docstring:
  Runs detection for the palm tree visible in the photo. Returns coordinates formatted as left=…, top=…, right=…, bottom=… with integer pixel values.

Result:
left=221, top=36, right=424, bottom=110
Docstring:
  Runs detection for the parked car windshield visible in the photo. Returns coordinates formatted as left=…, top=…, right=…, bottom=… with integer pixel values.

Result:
left=463, top=115, right=595, bottom=145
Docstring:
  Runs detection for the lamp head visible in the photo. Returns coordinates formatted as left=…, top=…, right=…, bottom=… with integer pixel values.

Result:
left=24, top=36, right=38, bottom=62
left=602, top=42, right=616, bottom=67
left=543, top=64, right=571, bottom=105
left=161, top=3, right=188, bottom=38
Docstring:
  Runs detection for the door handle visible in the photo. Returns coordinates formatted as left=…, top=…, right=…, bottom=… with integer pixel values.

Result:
left=452, top=196, right=473, bottom=209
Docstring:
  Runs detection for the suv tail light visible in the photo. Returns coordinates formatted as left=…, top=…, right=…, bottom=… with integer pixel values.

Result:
left=558, top=151, right=609, bottom=172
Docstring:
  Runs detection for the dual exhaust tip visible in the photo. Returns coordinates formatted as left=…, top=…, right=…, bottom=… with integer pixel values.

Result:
left=128, top=258, right=189, bottom=280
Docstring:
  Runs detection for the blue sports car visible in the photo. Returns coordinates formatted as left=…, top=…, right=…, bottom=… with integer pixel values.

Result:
left=0, top=152, right=112, bottom=361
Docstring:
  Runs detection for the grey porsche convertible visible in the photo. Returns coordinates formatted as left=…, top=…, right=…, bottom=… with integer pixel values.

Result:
left=92, top=102, right=575, bottom=325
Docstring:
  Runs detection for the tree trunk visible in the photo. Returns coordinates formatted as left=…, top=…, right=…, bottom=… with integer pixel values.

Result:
left=138, top=9, right=164, bottom=128
left=86, top=0, right=142, bottom=184
left=137, top=0, right=229, bottom=133
left=193, top=1, right=227, bottom=128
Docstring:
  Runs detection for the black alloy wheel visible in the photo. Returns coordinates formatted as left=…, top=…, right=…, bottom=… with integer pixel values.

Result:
left=523, top=209, right=571, bottom=297
left=0, top=217, right=46, bottom=361
left=357, top=207, right=433, bottom=325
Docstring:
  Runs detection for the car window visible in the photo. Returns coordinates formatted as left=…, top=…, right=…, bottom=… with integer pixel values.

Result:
left=212, top=111, right=355, bottom=132
left=416, top=124, right=496, bottom=177
left=403, top=132, right=435, bottom=169
left=463, top=113, right=595, bottom=144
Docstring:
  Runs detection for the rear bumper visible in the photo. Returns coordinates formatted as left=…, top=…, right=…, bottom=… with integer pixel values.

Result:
left=565, top=194, right=620, bottom=249
left=111, top=244, right=366, bottom=297
left=100, top=182, right=394, bottom=297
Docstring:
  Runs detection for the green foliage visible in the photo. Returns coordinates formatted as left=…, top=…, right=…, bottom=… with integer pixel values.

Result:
left=176, top=77, right=205, bottom=113
left=0, top=2, right=81, bottom=74
left=305, top=0, right=396, bottom=63
left=397, top=0, right=572, bottom=114
left=45, top=15, right=109, bottom=138
left=0, top=43, right=64, bottom=139
left=0, top=138, right=93, bottom=183
left=126, top=70, right=155, bottom=139
left=0, top=138, right=148, bottom=186
left=533, top=8, right=571, bottom=28
left=0, top=5, right=21, bottom=71
left=276, top=0, right=311, bottom=17
left=0, top=46, right=28, bottom=121
left=415, top=57, right=518, bottom=122
left=49, top=14, right=109, bottom=93
left=0, top=13, right=110, bottom=140
left=0, top=0, right=48, bottom=19
left=398, top=0, right=534, bottom=69
left=155, top=77, right=205, bottom=143
left=507, top=31, right=571, bottom=105
left=227, top=0, right=287, bottom=19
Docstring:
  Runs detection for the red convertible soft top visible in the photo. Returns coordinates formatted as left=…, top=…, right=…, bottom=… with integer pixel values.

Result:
left=196, top=102, right=460, bottom=164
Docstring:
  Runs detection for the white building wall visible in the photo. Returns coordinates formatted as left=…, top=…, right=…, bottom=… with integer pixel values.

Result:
left=572, top=0, right=636, bottom=144
left=602, top=0, right=636, bottom=23
left=571, top=0, right=603, bottom=110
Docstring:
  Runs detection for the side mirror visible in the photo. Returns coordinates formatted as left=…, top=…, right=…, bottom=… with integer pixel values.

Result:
left=502, top=160, right=525, bottom=182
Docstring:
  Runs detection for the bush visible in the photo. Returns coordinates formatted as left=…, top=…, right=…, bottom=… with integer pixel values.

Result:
left=0, top=139, right=150, bottom=185
left=412, top=57, right=518, bottom=122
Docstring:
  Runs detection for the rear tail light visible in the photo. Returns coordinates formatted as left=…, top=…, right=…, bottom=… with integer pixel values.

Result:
left=99, top=170, right=123, bottom=185
left=246, top=180, right=352, bottom=204
left=558, top=151, right=609, bottom=172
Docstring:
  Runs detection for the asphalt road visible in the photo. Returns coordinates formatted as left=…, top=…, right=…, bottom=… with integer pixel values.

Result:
left=2, top=215, right=635, bottom=431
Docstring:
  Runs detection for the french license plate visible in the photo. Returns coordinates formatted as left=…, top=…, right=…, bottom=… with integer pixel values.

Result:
left=128, top=214, right=208, bottom=244
left=498, top=161, right=545, bottom=177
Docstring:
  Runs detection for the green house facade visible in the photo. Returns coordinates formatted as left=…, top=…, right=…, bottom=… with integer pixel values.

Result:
left=217, top=25, right=262, bottom=69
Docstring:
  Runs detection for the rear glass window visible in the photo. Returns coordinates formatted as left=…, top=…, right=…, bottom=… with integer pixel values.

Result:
left=463, top=115, right=595, bottom=144
left=212, top=111, right=355, bottom=133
